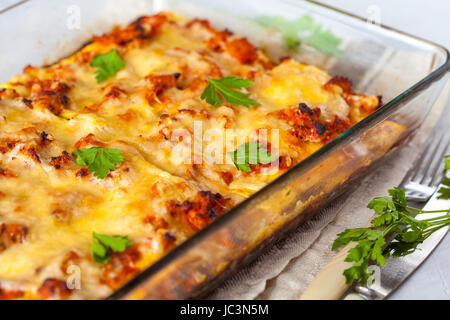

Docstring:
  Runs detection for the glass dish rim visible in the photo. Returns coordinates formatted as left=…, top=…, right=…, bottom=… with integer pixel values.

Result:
left=1, top=0, right=449, bottom=299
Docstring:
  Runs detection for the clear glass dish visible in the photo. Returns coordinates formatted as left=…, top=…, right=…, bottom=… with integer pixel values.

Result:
left=0, top=0, right=448, bottom=299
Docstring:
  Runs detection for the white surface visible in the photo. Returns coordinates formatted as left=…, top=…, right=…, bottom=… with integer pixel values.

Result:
left=318, top=0, right=450, bottom=300
left=317, top=0, right=450, bottom=50
left=0, top=0, right=24, bottom=12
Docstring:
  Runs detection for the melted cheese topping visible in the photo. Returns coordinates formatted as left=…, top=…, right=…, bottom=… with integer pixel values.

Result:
left=0, top=13, right=380, bottom=299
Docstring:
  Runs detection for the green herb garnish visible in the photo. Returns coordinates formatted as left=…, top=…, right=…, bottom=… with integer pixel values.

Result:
left=201, top=76, right=260, bottom=108
left=437, top=177, right=450, bottom=200
left=254, top=15, right=343, bottom=55
left=91, top=232, right=131, bottom=265
left=333, top=156, right=450, bottom=285
left=90, top=49, right=125, bottom=83
left=437, top=155, right=450, bottom=200
left=445, top=155, right=450, bottom=170
left=72, top=147, right=123, bottom=179
left=228, top=141, right=275, bottom=172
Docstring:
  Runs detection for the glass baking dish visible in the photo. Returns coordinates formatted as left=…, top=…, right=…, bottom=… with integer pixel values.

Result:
left=0, top=0, right=448, bottom=299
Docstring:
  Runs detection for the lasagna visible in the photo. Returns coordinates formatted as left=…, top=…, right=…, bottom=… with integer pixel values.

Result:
left=0, top=12, right=380, bottom=299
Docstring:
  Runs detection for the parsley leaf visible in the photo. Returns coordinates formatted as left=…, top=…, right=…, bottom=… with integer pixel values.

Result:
left=91, top=236, right=109, bottom=265
left=304, top=28, right=342, bottom=56
left=72, top=147, right=123, bottom=179
left=228, top=141, right=275, bottom=172
left=437, top=186, right=450, bottom=200
left=331, top=228, right=366, bottom=250
left=388, top=187, right=407, bottom=208
left=333, top=167, right=450, bottom=286
left=367, top=196, right=396, bottom=214
left=91, top=232, right=131, bottom=265
left=254, top=15, right=343, bottom=55
left=201, top=77, right=260, bottom=108
left=90, top=49, right=125, bottom=83
left=93, top=233, right=130, bottom=252
left=438, top=155, right=450, bottom=200
left=438, top=177, right=450, bottom=200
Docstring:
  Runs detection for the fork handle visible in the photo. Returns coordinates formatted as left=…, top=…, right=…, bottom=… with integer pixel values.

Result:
left=299, top=242, right=354, bottom=300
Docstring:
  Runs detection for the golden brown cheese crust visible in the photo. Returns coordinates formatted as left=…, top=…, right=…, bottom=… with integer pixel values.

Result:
left=0, top=12, right=380, bottom=299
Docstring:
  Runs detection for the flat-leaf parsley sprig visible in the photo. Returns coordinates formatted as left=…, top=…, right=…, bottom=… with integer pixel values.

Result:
left=91, top=232, right=131, bottom=265
left=333, top=156, right=450, bottom=285
left=437, top=155, right=450, bottom=199
left=201, top=76, right=260, bottom=107
left=72, top=147, right=124, bottom=179
left=90, top=49, right=125, bottom=83
left=253, top=15, right=343, bottom=55
left=228, top=141, right=275, bottom=172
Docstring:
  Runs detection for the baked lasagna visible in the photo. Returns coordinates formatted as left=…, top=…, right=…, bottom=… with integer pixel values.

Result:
left=0, top=12, right=380, bottom=299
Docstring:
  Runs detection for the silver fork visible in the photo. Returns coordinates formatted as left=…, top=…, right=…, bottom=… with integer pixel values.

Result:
left=399, top=130, right=450, bottom=203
